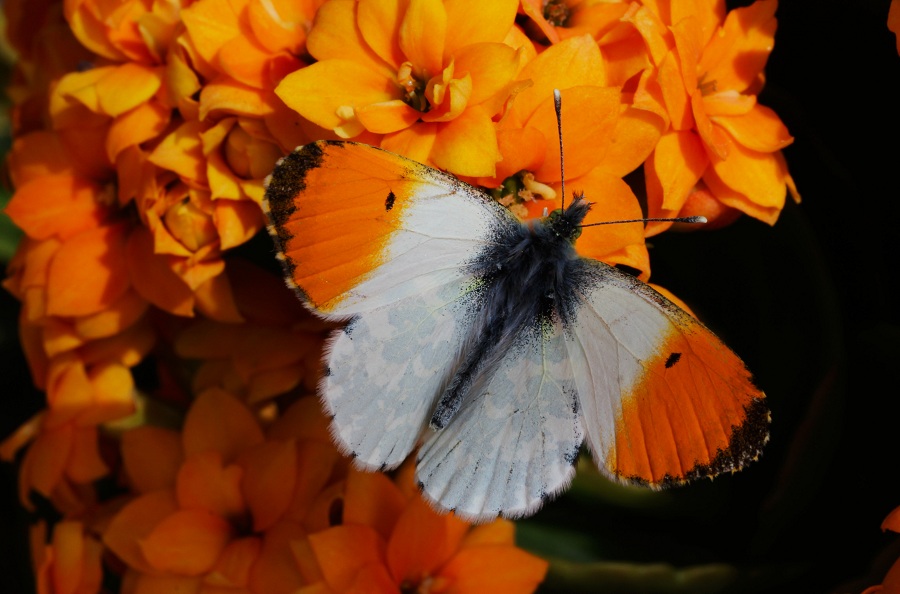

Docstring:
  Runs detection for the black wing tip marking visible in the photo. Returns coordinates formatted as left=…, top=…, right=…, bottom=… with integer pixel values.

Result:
left=620, top=397, right=771, bottom=488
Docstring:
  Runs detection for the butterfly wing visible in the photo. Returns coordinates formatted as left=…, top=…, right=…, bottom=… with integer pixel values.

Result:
left=263, top=140, right=516, bottom=318
left=416, top=320, right=584, bottom=521
left=565, top=260, right=769, bottom=486
left=263, top=141, right=518, bottom=470
left=322, top=276, right=478, bottom=469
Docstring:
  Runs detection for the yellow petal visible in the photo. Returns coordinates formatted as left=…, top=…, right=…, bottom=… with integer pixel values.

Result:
left=430, top=106, right=500, bottom=177
left=453, top=42, right=522, bottom=108
left=276, top=60, right=398, bottom=132
left=356, top=100, right=421, bottom=134
left=399, top=0, right=447, bottom=77
left=308, top=0, right=391, bottom=75
left=514, top=35, right=606, bottom=124
left=358, top=0, right=406, bottom=68
left=443, top=0, right=518, bottom=55
left=96, top=64, right=164, bottom=117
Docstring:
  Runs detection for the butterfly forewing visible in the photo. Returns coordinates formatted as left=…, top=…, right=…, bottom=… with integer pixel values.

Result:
left=263, top=140, right=515, bottom=318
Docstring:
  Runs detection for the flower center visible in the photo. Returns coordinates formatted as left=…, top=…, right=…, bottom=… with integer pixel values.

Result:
left=543, top=0, right=570, bottom=26
left=697, top=74, right=718, bottom=96
left=397, top=62, right=431, bottom=112
left=490, top=171, right=558, bottom=220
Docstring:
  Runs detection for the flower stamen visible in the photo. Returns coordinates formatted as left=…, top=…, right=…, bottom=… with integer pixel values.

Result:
left=397, top=62, right=430, bottom=112
left=543, top=0, right=570, bottom=27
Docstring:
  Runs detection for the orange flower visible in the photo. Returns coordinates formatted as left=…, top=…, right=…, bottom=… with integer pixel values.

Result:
left=29, top=520, right=103, bottom=594
left=518, top=0, right=649, bottom=85
left=891, top=0, right=900, bottom=54
left=633, top=0, right=797, bottom=231
left=64, top=0, right=186, bottom=64
left=180, top=0, right=323, bottom=90
left=303, top=466, right=548, bottom=593
left=173, top=260, right=330, bottom=402
left=471, top=35, right=658, bottom=279
left=276, top=0, right=526, bottom=177
left=104, top=390, right=349, bottom=593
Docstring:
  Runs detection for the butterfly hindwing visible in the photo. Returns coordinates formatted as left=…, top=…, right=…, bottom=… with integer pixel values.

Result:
left=416, top=319, right=584, bottom=520
left=323, top=274, right=478, bottom=470
left=565, top=260, right=768, bottom=486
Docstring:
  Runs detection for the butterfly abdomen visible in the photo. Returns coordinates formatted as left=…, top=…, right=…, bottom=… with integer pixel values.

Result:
left=429, top=201, right=591, bottom=430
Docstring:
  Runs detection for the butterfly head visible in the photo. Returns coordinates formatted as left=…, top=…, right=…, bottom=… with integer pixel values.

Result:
left=544, top=193, right=591, bottom=244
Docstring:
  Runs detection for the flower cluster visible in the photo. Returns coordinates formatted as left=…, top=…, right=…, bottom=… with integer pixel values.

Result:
left=1, top=0, right=794, bottom=591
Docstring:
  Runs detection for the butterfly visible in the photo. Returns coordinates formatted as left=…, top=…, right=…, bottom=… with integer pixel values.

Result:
left=262, top=110, right=768, bottom=522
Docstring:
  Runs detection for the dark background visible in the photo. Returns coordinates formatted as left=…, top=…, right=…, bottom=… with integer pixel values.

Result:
left=2, top=1, right=900, bottom=593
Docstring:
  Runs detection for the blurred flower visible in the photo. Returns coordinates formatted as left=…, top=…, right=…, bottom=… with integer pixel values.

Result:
left=29, top=520, right=104, bottom=594
left=275, top=0, right=526, bottom=177
left=303, top=465, right=548, bottom=593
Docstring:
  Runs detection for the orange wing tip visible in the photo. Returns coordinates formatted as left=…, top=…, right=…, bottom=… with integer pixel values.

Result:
left=618, top=397, right=771, bottom=489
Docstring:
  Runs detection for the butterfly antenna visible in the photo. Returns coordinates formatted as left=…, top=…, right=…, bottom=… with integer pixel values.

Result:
left=554, top=89, right=565, bottom=211
left=580, top=215, right=708, bottom=228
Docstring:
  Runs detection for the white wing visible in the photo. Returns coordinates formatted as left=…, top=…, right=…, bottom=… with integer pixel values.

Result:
left=416, top=320, right=584, bottom=521
left=323, top=273, right=478, bottom=470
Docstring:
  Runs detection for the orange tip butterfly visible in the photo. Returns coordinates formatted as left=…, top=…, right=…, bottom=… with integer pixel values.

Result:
left=262, top=91, right=769, bottom=522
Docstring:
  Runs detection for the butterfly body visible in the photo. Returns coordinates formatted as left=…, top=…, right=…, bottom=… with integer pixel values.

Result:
left=263, top=140, right=768, bottom=521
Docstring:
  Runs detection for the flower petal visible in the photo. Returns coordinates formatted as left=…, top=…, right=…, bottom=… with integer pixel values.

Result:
left=356, top=100, right=421, bottom=134
left=443, top=0, right=517, bottom=56
left=4, top=175, right=110, bottom=242
left=528, top=86, right=623, bottom=181
left=712, top=102, right=793, bottom=153
left=438, top=545, right=548, bottom=592
left=387, top=496, right=468, bottom=583
left=513, top=35, right=606, bottom=124
left=182, top=388, right=265, bottom=462
left=126, top=227, right=195, bottom=317
left=646, top=129, right=709, bottom=217
left=276, top=60, right=399, bottom=132
left=357, top=0, right=406, bottom=68
left=139, top=509, right=232, bottom=575
left=309, top=525, right=387, bottom=592
left=430, top=106, right=500, bottom=177
left=103, top=491, right=179, bottom=574
left=46, top=223, right=131, bottom=317
left=399, top=0, right=447, bottom=77
left=698, top=0, right=777, bottom=93
left=176, top=451, right=246, bottom=518
left=121, top=426, right=184, bottom=494
left=308, top=0, right=391, bottom=75
left=240, top=439, right=298, bottom=532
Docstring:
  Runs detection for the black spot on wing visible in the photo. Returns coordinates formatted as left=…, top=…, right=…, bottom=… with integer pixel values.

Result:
left=385, top=190, right=396, bottom=211
left=665, top=352, right=682, bottom=368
